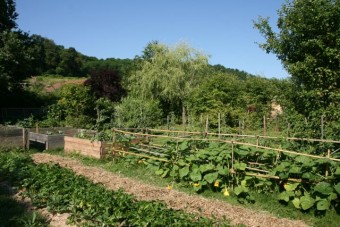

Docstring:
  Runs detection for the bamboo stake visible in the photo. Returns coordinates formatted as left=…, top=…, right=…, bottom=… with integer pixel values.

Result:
left=114, top=129, right=340, bottom=162
left=321, top=115, right=324, bottom=140
left=129, top=147, right=168, bottom=157
left=231, top=140, right=235, bottom=172
left=218, top=113, right=221, bottom=139
left=245, top=167, right=269, bottom=173
left=148, top=128, right=203, bottom=135
left=245, top=173, right=302, bottom=183
left=144, top=128, right=340, bottom=144
left=263, top=115, right=266, bottom=137
left=326, top=149, right=331, bottom=177
left=112, top=148, right=169, bottom=162
left=139, top=143, right=167, bottom=150
left=205, top=116, right=209, bottom=135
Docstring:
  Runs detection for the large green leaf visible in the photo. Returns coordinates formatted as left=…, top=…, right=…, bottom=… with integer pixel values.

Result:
left=179, top=166, right=189, bottom=179
left=161, top=169, right=169, bottom=178
left=199, top=163, right=215, bottom=173
left=335, top=167, right=340, bottom=176
left=217, top=165, right=229, bottom=176
left=203, top=172, right=218, bottom=184
left=234, top=186, right=244, bottom=196
left=234, top=162, right=247, bottom=171
left=295, top=156, right=313, bottom=166
left=292, top=198, right=301, bottom=209
left=177, top=159, right=186, bottom=167
left=179, top=141, right=188, bottom=151
left=289, top=166, right=301, bottom=174
left=300, top=195, right=315, bottom=210
left=334, top=183, right=340, bottom=194
left=284, top=183, right=299, bottom=191
left=278, top=192, right=290, bottom=202
left=317, top=199, right=330, bottom=211
left=328, top=192, right=338, bottom=201
left=314, top=182, right=333, bottom=195
left=189, top=171, right=202, bottom=181
left=155, top=169, right=164, bottom=176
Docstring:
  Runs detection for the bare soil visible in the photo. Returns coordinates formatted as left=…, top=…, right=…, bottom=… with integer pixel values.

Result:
left=31, top=153, right=309, bottom=227
left=45, top=79, right=86, bottom=92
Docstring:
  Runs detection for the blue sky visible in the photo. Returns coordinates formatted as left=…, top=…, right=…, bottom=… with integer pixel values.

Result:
left=16, top=0, right=289, bottom=79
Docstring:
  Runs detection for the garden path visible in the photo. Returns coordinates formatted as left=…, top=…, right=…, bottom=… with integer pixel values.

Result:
left=31, top=153, right=309, bottom=227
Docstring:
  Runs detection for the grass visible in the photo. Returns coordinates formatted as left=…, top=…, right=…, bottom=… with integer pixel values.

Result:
left=46, top=149, right=340, bottom=227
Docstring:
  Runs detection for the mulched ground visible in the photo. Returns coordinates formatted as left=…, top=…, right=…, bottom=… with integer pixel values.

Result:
left=32, top=153, right=309, bottom=227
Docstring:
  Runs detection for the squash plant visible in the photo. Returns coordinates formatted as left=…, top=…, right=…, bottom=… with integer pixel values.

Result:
left=122, top=138, right=340, bottom=212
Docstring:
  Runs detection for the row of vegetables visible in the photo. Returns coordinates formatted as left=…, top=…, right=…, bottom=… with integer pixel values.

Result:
left=118, top=135, right=340, bottom=212
left=0, top=150, right=227, bottom=226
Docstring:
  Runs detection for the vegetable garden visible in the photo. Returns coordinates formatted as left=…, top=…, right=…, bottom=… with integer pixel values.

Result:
left=112, top=128, right=340, bottom=213
left=0, top=151, right=223, bottom=226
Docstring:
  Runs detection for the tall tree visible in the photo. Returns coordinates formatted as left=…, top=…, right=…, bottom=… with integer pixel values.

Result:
left=84, top=69, right=126, bottom=102
left=254, top=0, right=340, bottom=116
left=130, top=42, right=209, bottom=126
left=56, top=47, right=83, bottom=76
left=0, top=0, right=17, bottom=32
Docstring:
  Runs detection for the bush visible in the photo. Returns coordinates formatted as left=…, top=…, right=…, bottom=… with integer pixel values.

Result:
left=114, top=96, right=162, bottom=128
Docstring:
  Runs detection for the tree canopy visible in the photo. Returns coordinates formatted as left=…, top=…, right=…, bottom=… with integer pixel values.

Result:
left=130, top=42, right=209, bottom=115
left=254, top=0, right=340, bottom=113
left=0, top=0, right=17, bottom=32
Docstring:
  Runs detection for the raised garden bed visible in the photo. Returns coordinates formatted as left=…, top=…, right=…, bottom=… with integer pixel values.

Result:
left=64, top=136, right=110, bottom=159
left=0, top=126, right=24, bottom=148
left=26, top=127, right=78, bottom=150
left=28, top=132, right=64, bottom=150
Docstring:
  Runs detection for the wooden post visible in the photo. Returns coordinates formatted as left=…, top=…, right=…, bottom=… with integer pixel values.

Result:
left=205, top=115, right=209, bottom=138
left=167, top=115, right=170, bottom=130
left=23, top=128, right=28, bottom=150
left=326, top=149, right=331, bottom=177
left=182, top=106, right=186, bottom=131
left=146, top=128, right=150, bottom=143
left=35, top=123, right=39, bottom=133
left=231, top=140, right=235, bottom=190
left=256, top=135, right=259, bottom=147
left=238, top=119, right=241, bottom=135
left=263, top=115, right=266, bottom=137
left=218, top=113, right=221, bottom=139
left=112, top=129, right=116, bottom=144
left=321, top=115, right=324, bottom=140
left=231, top=141, right=234, bottom=170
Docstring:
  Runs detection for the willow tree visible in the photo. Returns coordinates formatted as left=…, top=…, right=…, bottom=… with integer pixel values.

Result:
left=130, top=42, right=209, bottom=126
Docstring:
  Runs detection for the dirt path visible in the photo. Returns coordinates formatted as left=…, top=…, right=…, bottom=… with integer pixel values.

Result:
left=31, top=153, right=309, bottom=227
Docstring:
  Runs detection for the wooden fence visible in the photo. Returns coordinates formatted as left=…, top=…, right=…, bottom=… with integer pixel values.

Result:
left=111, top=128, right=340, bottom=183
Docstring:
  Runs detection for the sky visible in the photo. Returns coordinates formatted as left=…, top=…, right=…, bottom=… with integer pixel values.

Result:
left=16, top=0, right=289, bottom=79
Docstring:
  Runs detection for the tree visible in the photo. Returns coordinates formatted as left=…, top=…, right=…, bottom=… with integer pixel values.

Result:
left=84, top=69, right=126, bottom=102
left=56, top=47, right=83, bottom=76
left=0, top=31, right=36, bottom=91
left=254, top=0, right=340, bottom=115
left=254, top=0, right=340, bottom=139
left=45, top=84, right=96, bottom=128
left=130, top=42, right=209, bottom=126
left=0, top=0, right=17, bottom=32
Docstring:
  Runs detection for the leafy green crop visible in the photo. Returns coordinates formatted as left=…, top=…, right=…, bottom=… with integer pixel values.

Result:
left=119, top=137, right=340, bottom=212
left=0, top=150, right=226, bottom=226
